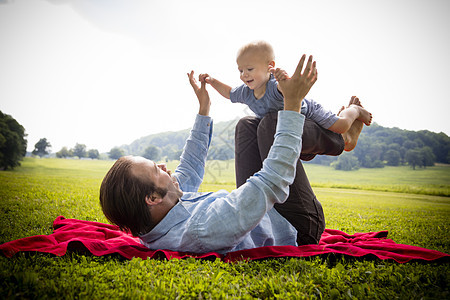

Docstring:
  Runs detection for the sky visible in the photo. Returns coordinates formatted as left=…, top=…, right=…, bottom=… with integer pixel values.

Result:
left=1, top=0, right=449, bottom=153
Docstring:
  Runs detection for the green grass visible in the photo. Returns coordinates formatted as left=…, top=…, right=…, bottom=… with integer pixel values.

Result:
left=305, top=163, right=450, bottom=196
left=193, top=160, right=450, bottom=196
left=1, top=158, right=449, bottom=299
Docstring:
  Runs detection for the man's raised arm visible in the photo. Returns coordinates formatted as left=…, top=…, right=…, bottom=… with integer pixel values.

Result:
left=171, top=71, right=213, bottom=192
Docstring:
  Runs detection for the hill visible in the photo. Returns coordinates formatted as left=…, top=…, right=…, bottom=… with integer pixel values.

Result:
left=120, top=119, right=238, bottom=161
left=118, top=120, right=450, bottom=167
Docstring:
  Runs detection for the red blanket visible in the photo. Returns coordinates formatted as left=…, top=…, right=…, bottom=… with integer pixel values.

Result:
left=1, top=216, right=448, bottom=263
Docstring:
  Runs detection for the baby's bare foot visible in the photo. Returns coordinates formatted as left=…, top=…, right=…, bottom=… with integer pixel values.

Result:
left=351, top=104, right=372, bottom=126
left=343, top=119, right=364, bottom=151
left=348, top=96, right=372, bottom=125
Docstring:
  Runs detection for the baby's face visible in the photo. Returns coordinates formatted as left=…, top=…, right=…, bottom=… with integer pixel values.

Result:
left=237, top=51, right=271, bottom=91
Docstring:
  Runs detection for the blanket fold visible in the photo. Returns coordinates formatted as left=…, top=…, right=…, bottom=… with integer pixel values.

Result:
left=1, top=216, right=448, bottom=263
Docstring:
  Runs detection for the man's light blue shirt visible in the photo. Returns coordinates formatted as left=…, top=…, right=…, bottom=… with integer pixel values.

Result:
left=139, top=111, right=305, bottom=254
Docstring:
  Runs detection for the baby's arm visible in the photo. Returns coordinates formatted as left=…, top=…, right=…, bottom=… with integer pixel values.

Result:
left=199, top=74, right=232, bottom=99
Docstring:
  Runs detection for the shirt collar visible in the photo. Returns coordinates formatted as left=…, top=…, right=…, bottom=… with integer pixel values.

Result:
left=139, top=201, right=190, bottom=243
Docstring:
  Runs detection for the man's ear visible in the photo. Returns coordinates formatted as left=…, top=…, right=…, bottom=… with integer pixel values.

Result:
left=145, top=193, right=163, bottom=206
left=268, top=60, right=275, bottom=69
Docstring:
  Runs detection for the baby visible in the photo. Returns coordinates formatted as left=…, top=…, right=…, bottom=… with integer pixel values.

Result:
left=200, top=40, right=372, bottom=151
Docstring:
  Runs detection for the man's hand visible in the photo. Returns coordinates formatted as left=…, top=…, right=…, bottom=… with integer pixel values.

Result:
left=188, top=70, right=211, bottom=116
left=272, top=55, right=318, bottom=113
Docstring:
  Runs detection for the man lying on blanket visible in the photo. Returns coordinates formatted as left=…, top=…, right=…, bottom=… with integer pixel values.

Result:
left=100, top=55, right=352, bottom=254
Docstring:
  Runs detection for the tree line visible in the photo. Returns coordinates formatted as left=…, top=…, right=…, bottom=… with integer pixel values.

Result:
left=311, top=123, right=449, bottom=170
left=1, top=109, right=449, bottom=171
left=26, top=137, right=100, bottom=160
left=114, top=120, right=450, bottom=170
left=55, top=143, right=100, bottom=160
left=0, top=110, right=103, bottom=169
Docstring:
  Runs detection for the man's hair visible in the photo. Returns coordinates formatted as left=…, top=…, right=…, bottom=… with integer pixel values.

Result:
left=99, top=156, right=166, bottom=236
left=237, top=40, right=275, bottom=63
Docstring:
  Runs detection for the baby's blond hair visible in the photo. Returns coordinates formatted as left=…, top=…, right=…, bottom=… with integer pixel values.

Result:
left=237, top=40, right=275, bottom=63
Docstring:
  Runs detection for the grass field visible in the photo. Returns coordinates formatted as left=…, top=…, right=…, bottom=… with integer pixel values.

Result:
left=197, top=160, right=450, bottom=196
left=1, top=158, right=449, bottom=299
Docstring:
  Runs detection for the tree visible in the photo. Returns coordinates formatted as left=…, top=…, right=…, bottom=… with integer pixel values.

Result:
left=331, top=153, right=360, bottom=171
left=384, top=149, right=401, bottom=166
left=161, top=145, right=182, bottom=161
left=72, top=143, right=87, bottom=158
left=109, top=147, right=125, bottom=160
left=142, top=145, right=161, bottom=161
left=87, top=149, right=100, bottom=159
left=32, top=138, right=51, bottom=157
left=56, top=147, right=72, bottom=158
left=405, top=149, right=422, bottom=170
left=361, top=142, right=385, bottom=168
left=433, top=132, right=450, bottom=163
left=403, top=140, right=418, bottom=150
left=419, top=146, right=435, bottom=167
left=0, top=110, right=27, bottom=170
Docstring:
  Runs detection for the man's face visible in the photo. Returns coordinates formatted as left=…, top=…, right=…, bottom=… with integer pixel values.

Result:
left=130, top=156, right=182, bottom=203
left=237, top=51, right=271, bottom=92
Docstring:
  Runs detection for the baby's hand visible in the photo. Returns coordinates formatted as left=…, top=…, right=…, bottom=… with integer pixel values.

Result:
left=270, top=68, right=290, bottom=82
left=199, top=73, right=212, bottom=84
left=270, top=67, right=290, bottom=94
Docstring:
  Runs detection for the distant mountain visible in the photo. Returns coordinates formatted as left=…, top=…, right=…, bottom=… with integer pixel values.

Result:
left=118, top=120, right=450, bottom=166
